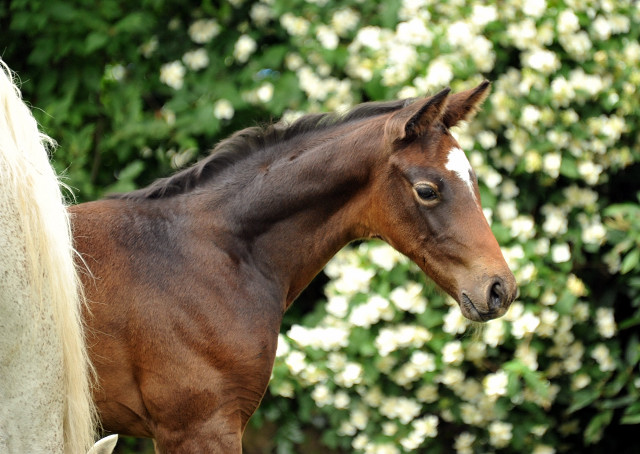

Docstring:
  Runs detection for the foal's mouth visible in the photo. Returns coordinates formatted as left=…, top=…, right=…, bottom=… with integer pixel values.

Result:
left=460, top=293, right=494, bottom=322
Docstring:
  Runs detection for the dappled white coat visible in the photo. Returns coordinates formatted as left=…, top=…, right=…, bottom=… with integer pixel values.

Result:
left=0, top=60, right=115, bottom=454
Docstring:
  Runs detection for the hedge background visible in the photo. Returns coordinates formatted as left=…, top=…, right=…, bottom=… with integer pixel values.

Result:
left=2, top=0, right=640, bottom=453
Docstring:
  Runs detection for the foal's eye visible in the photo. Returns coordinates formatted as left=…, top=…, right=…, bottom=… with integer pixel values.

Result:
left=414, top=183, right=439, bottom=202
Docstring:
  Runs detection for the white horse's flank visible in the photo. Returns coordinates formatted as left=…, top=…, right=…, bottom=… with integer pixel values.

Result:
left=0, top=60, right=113, bottom=453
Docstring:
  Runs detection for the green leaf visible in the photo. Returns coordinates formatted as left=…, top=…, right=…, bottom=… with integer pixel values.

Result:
left=621, top=402, right=640, bottom=425
left=567, top=388, right=601, bottom=414
left=621, top=248, right=640, bottom=274
left=85, top=32, right=109, bottom=54
left=584, top=410, right=613, bottom=444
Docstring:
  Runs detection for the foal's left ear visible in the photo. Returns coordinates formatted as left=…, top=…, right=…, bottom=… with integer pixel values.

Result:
left=385, top=87, right=451, bottom=144
left=441, top=80, right=491, bottom=129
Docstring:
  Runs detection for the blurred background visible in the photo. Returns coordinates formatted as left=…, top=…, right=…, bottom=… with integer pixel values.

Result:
left=2, top=0, right=639, bottom=452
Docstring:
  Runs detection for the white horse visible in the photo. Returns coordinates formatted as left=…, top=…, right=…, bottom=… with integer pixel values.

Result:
left=0, top=60, right=117, bottom=454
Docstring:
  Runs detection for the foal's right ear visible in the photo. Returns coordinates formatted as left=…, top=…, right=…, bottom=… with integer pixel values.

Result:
left=384, top=87, right=451, bottom=145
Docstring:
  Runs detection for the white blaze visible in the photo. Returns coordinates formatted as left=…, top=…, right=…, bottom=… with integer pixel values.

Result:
left=445, top=147, right=476, bottom=201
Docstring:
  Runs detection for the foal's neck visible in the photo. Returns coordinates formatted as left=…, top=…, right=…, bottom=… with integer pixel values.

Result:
left=210, top=122, right=382, bottom=307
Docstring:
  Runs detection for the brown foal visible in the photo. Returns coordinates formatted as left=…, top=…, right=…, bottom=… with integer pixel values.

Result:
left=70, top=81, right=517, bottom=452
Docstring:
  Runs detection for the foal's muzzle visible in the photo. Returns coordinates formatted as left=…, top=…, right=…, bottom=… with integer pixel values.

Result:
left=459, top=275, right=518, bottom=322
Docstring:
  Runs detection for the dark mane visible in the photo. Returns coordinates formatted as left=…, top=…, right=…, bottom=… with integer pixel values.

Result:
left=109, top=99, right=410, bottom=200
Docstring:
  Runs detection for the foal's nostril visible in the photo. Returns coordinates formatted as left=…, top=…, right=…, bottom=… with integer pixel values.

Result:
left=489, top=280, right=504, bottom=311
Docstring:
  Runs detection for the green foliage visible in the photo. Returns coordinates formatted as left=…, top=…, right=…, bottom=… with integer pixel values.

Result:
left=3, top=0, right=640, bottom=453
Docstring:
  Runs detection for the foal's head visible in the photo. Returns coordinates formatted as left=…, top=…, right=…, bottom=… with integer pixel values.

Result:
left=371, top=81, right=517, bottom=321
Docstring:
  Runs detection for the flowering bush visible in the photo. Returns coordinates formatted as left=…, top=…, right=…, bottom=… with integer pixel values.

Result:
left=4, top=0, right=640, bottom=452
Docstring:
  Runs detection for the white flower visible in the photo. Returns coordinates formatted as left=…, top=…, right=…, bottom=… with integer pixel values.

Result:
left=572, top=373, right=591, bottom=390
left=335, top=362, right=363, bottom=388
left=211, top=99, right=234, bottom=121
left=512, top=311, right=541, bottom=338
left=256, top=83, right=274, bottom=103
left=484, top=370, right=508, bottom=398
left=332, top=8, right=359, bottom=36
left=416, top=384, right=439, bottom=403
left=326, top=295, right=348, bottom=319
left=287, top=324, right=349, bottom=351
left=477, top=131, right=497, bottom=150
left=516, top=343, right=539, bottom=370
left=350, top=407, right=368, bottom=429
left=557, top=10, right=580, bottom=35
left=559, top=31, right=592, bottom=60
left=591, top=344, right=616, bottom=371
left=250, top=3, right=273, bottom=26
left=423, top=58, right=453, bottom=90
left=551, top=243, right=571, bottom=263
left=188, top=19, right=220, bottom=44
left=285, top=351, right=306, bottom=375
left=582, top=221, right=606, bottom=245
left=447, top=21, right=473, bottom=47
left=443, top=305, right=469, bottom=334
left=316, top=25, right=339, bottom=50
left=352, top=434, right=369, bottom=451
left=379, top=396, right=422, bottom=424
left=592, top=16, right=612, bottom=40
left=438, top=368, right=465, bottom=389
left=542, top=152, right=562, bottom=178
left=533, top=445, right=556, bottom=454
left=333, top=391, right=350, bottom=409
left=414, top=414, right=438, bottom=437
left=537, top=308, right=559, bottom=337
left=442, top=341, right=464, bottom=365
left=551, top=76, right=575, bottom=107
left=396, top=17, right=433, bottom=46
left=523, top=0, right=546, bottom=18
left=523, top=48, right=560, bottom=74
left=521, top=105, right=542, bottom=132
left=484, top=319, right=506, bottom=347
left=375, top=325, right=432, bottom=355
left=488, top=421, right=513, bottom=448
left=275, top=334, right=290, bottom=358
left=334, top=265, right=375, bottom=295
left=578, top=160, right=603, bottom=185
left=353, top=25, right=385, bottom=51
left=160, top=61, right=186, bottom=89
left=596, top=308, right=616, bottom=338
left=511, top=215, right=536, bottom=240
left=454, top=432, right=476, bottom=454
left=469, top=35, right=495, bottom=72
left=280, top=13, right=310, bottom=36
left=368, top=243, right=405, bottom=270
left=233, top=35, right=257, bottom=63
left=497, top=200, right=518, bottom=223
left=507, top=19, right=538, bottom=50
left=182, top=48, right=209, bottom=70
left=470, top=4, right=497, bottom=29
left=349, top=295, right=393, bottom=328
left=338, top=420, right=356, bottom=436
left=382, top=422, right=397, bottom=436
left=311, top=384, right=332, bottom=406
left=105, top=64, right=125, bottom=81
left=390, top=282, right=426, bottom=313
left=542, top=205, right=568, bottom=236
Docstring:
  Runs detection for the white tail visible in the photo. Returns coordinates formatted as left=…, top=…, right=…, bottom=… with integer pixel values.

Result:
left=0, top=60, right=98, bottom=453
